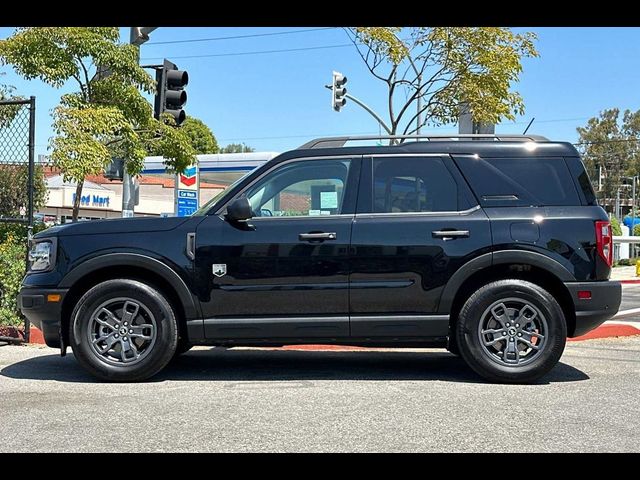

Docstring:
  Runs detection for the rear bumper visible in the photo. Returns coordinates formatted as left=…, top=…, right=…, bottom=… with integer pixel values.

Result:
left=18, top=287, right=67, bottom=348
left=564, top=281, right=622, bottom=337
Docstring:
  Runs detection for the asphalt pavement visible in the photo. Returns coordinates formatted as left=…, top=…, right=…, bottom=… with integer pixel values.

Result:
left=1, top=335, right=639, bottom=452
left=621, top=283, right=640, bottom=313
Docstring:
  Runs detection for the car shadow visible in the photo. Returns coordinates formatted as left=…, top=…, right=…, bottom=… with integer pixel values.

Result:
left=0, top=347, right=590, bottom=384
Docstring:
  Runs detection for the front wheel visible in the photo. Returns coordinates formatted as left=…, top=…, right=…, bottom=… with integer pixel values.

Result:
left=456, top=279, right=567, bottom=384
left=70, top=279, right=178, bottom=382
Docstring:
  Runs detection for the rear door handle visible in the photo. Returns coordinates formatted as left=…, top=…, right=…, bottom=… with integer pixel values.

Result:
left=299, top=232, right=337, bottom=242
left=432, top=230, right=470, bottom=240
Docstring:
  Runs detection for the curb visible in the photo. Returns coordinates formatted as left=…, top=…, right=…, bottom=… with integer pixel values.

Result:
left=29, top=326, right=46, bottom=345
left=619, top=279, right=640, bottom=284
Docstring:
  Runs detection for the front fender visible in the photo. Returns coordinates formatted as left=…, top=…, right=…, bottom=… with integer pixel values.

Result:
left=59, top=252, right=199, bottom=320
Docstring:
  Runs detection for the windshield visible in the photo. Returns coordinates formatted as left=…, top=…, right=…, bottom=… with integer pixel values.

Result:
left=192, top=171, right=252, bottom=216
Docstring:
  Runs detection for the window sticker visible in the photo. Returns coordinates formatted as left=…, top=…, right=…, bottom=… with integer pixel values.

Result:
left=320, top=191, right=338, bottom=209
left=308, top=209, right=321, bottom=216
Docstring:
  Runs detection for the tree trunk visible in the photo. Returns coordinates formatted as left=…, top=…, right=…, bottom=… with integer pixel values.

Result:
left=72, top=179, right=84, bottom=222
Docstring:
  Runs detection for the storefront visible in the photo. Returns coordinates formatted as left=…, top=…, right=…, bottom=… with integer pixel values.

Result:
left=38, top=173, right=226, bottom=223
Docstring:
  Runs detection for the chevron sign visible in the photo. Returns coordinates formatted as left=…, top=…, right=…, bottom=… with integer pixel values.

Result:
left=179, top=166, right=198, bottom=188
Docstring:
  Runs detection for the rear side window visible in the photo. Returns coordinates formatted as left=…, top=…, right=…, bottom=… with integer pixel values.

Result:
left=453, top=155, right=581, bottom=207
left=372, top=157, right=458, bottom=213
left=565, top=156, right=597, bottom=206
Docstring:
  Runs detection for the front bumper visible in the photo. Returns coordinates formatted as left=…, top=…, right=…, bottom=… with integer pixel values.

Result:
left=18, top=287, right=68, bottom=348
left=564, top=281, right=622, bottom=337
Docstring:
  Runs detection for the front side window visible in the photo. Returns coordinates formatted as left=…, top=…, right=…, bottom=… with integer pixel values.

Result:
left=372, top=157, right=458, bottom=213
left=244, top=159, right=351, bottom=217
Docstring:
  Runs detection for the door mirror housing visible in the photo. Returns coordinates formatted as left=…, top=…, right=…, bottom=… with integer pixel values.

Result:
left=226, top=197, right=253, bottom=222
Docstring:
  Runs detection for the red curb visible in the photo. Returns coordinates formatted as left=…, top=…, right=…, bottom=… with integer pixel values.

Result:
left=569, top=324, right=640, bottom=342
left=619, top=279, right=640, bottom=284
left=280, top=344, right=372, bottom=351
left=28, top=326, right=46, bottom=345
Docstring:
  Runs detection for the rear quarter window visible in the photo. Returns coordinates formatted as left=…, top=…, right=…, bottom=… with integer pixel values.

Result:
left=453, top=155, right=581, bottom=207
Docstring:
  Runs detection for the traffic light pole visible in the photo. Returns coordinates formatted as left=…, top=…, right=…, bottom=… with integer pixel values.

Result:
left=122, top=27, right=157, bottom=218
left=324, top=84, right=391, bottom=135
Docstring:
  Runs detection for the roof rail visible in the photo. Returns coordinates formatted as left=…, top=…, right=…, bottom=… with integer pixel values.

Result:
left=298, top=134, right=550, bottom=149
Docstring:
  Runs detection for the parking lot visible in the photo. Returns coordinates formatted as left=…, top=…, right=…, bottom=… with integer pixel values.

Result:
left=1, top=334, right=639, bottom=452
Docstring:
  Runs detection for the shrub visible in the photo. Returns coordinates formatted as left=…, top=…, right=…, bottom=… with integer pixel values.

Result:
left=0, top=232, right=26, bottom=326
left=611, top=216, right=622, bottom=236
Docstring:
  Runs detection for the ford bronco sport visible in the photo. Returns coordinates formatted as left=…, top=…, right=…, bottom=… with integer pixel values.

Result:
left=19, top=134, right=622, bottom=383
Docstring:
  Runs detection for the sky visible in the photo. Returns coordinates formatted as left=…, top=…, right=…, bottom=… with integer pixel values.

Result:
left=1, top=26, right=640, bottom=157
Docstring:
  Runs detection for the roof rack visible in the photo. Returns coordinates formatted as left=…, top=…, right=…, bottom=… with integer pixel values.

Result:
left=298, top=134, right=550, bottom=149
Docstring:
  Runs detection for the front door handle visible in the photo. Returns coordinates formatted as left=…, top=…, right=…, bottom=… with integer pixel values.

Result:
left=432, top=230, right=470, bottom=241
left=299, top=232, right=337, bottom=242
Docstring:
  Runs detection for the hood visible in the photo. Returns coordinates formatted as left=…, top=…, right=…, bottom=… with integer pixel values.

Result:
left=37, top=216, right=192, bottom=237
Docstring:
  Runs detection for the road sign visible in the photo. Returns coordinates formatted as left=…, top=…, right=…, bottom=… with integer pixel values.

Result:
left=175, top=164, right=199, bottom=217
left=177, top=197, right=198, bottom=217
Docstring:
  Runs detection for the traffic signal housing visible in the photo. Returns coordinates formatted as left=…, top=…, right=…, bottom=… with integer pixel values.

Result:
left=154, top=59, right=189, bottom=126
left=332, top=71, right=347, bottom=112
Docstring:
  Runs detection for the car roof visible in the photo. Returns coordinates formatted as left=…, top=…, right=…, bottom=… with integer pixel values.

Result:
left=272, top=140, right=580, bottom=164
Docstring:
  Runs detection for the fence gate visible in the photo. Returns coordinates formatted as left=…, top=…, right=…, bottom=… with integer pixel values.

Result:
left=0, top=96, right=35, bottom=344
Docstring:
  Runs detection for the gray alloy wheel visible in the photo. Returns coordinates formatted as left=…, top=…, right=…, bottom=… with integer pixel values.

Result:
left=87, top=297, right=158, bottom=366
left=455, top=279, right=567, bottom=384
left=70, top=279, right=178, bottom=382
left=477, top=298, right=548, bottom=367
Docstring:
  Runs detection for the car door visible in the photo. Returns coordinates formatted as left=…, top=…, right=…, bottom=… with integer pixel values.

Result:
left=350, top=154, right=491, bottom=338
left=194, top=156, right=360, bottom=340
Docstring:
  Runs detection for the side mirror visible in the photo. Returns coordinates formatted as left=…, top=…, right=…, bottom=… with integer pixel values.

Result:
left=226, top=197, right=253, bottom=222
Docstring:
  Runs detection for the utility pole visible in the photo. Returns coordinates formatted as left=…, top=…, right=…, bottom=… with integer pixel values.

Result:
left=122, top=27, right=157, bottom=218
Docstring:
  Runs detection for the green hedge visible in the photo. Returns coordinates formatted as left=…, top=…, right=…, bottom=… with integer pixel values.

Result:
left=0, top=222, right=49, bottom=327
left=0, top=230, right=26, bottom=326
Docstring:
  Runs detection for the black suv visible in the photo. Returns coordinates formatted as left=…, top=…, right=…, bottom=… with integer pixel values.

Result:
left=19, top=134, right=622, bottom=383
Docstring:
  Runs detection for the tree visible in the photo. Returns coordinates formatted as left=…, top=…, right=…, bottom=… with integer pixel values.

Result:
left=180, top=117, right=218, bottom=154
left=0, top=164, right=47, bottom=219
left=0, top=28, right=197, bottom=221
left=0, top=71, right=22, bottom=127
left=576, top=108, right=640, bottom=212
left=220, top=143, right=255, bottom=154
left=345, top=27, right=539, bottom=136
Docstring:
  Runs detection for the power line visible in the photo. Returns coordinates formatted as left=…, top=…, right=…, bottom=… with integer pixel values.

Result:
left=145, top=27, right=337, bottom=46
left=141, top=43, right=353, bottom=61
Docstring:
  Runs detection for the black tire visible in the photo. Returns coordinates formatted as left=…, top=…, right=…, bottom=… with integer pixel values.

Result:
left=456, top=279, right=567, bottom=384
left=70, top=279, right=178, bottom=382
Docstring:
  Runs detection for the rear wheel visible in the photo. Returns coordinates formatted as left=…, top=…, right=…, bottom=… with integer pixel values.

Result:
left=456, top=279, right=567, bottom=383
left=70, top=279, right=178, bottom=382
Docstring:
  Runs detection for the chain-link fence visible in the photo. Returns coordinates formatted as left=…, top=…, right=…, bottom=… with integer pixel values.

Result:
left=0, top=97, right=35, bottom=344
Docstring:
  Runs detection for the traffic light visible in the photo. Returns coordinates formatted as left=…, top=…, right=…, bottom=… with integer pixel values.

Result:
left=332, top=71, right=347, bottom=112
left=154, top=59, right=189, bottom=126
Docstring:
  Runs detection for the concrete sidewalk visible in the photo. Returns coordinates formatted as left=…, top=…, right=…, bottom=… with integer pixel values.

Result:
left=611, top=265, right=640, bottom=282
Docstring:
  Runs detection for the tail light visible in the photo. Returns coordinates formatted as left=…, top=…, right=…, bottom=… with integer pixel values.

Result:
left=595, top=220, right=613, bottom=267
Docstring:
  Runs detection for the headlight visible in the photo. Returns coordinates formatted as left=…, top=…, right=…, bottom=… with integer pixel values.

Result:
left=28, top=239, right=56, bottom=272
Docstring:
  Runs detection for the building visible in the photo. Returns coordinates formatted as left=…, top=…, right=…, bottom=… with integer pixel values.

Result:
left=37, top=152, right=279, bottom=223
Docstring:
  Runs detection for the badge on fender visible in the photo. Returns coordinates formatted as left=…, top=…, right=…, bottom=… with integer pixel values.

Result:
left=212, top=264, right=227, bottom=277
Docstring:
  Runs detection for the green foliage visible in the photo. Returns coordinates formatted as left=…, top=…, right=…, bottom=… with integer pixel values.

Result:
left=0, top=28, right=197, bottom=220
left=614, top=257, right=640, bottom=267
left=220, top=143, right=255, bottom=154
left=0, top=71, right=23, bottom=127
left=611, top=216, right=622, bottom=236
left=0, top=232, right=25, bottom=326
left=347, top=27, right=539, bottom=134
left=633, top=223, right=640, bottom=237
left=577, top=108, right=640, bottom=212
left=179, top=117, right=218, bottom=154
left=0, top=164, right=48, bottom=218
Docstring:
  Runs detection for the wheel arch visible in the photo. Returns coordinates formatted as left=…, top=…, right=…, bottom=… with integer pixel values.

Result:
left=59, top=253, right=199, bottom=348
left=440, top=251, right=577, bottom=342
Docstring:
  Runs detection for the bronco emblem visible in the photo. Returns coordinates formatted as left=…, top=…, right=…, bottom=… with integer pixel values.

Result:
left=212, top=264, right=227, bottom=277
